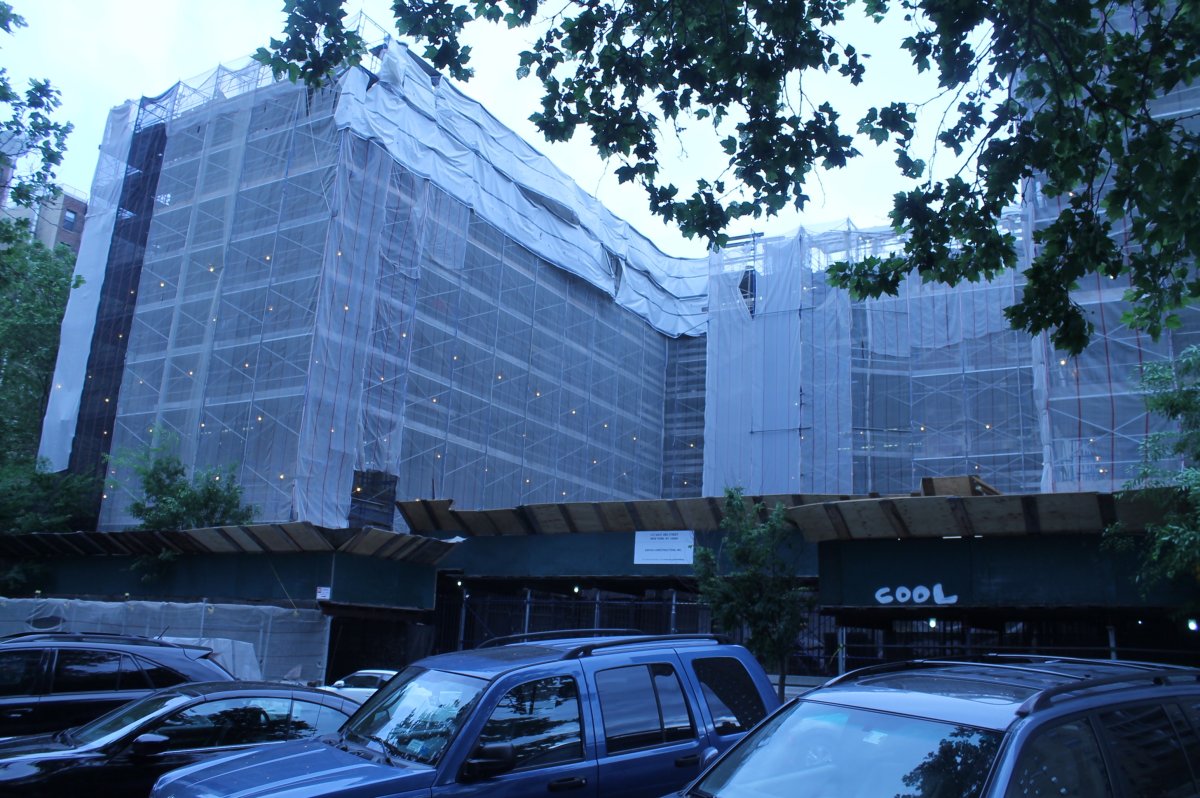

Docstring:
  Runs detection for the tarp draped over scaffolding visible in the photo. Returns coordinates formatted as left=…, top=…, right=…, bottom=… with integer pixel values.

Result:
left=334, top=44, right=708, bottom=338
left=703, top=234, right=852, bottom=494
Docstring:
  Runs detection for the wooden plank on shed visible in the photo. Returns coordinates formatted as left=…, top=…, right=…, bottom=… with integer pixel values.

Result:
left=340, top=528, right=394, bottom=557
left=185, top=527, right=244, bottom=553
left=595, top=502, right=638, bottom=533
left=959, top=496, right=1032, bottom=535
left=1028, top=493, right=1104, bottom=533
left=242, top=524, right=303, bottom=552
left=276, top=522, right=333, bottom=551
left=782, top=504, right=839, bottom=542
left=481, top=509, right=528, bottom=536
left=888, top=497, right=966, bottom=537
left=524, top=504, right=572, bottom=534
left=629, top=501, right=681, bottom=531
left=565, top=503, right=606, bottom=533
left=827, top=498, right=903, bottom=539
left=674, top=498, right=722, bottom=531
left=214, top=525, right=266, bottom=552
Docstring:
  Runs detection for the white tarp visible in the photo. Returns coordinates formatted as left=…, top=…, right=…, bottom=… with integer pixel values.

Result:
left=335, top=42, right=708, bottom=338
left=38, top=102, right=137, bottom=469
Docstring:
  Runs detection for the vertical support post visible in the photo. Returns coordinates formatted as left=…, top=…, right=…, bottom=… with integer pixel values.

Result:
left=593, top=591, right=601, bottom=629
left=523, top=588, right=532, bottom=636
left=669, top=590, right=678, bottom=635
left=837, top=626, right=847, bottom=675
left=458, top=591, right=469, bottom=651
left=1107, top=624, right=1118, bottom=660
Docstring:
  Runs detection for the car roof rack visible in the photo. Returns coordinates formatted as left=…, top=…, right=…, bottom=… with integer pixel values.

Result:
left=0, top=631, right=207, bottom=650
left=1015, top=668, right=1200, bottom=716
left=478, top=628, right=645, bottom=648
left=561, top=633, right=730, bottom=659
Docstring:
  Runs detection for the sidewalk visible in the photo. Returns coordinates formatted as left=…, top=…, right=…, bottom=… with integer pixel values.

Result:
left=770, top=674, right=829, bottom=699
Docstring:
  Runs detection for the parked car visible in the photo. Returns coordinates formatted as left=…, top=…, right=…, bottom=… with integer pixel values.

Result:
left=322, top=668, right=398, bottom=702
left=0, top=680, right=359, bottom=797
left=150, top=631, right=779, bottom=798
left=666, top=654, right=1200, bottom=798
left=0, top=633, right=235, bottom=738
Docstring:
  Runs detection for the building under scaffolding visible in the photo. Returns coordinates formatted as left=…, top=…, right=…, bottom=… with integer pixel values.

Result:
left=40, top=40, right=1198, bottom=530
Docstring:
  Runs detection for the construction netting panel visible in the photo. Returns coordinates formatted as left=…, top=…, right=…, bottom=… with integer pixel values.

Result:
left=38, top=103, right=137, bottom=472
left=77, top=44, right=696, bottom=529
left=703, top=212, right=1197, bottom=497
left=334, top=134, right=674, bottom=522
left=95, top=68, right=341, bottom=529
left=0, top=597, right=330, bottom=683
left=850, top=268, right=1042, bottom=494
left=703, top=233, right=853, bottom=495
left=1027, top=191, right=1200, bottom=492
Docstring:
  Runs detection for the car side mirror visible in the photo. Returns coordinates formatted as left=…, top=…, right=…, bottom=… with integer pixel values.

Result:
left=462, top=741, right=517, bottom=780
left=130, top=733, right=171, bottom=757
left=332, top=680, right=345, bottom=688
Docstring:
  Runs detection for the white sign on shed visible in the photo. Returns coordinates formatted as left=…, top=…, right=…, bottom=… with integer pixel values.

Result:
left=634, top=530, right=695, bottom=565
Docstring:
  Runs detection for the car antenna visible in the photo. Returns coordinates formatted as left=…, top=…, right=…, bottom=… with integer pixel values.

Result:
left=155, top=626, right=169, bottom=640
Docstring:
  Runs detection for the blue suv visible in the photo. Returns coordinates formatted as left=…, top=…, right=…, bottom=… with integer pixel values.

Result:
left=151, top=632, right=779, bottom=798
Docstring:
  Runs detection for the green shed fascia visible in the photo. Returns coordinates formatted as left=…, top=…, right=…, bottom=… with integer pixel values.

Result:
left=22, top=551, right=439, bottom=611
left=818, top=535, right=1190, bottom=610
left=438, top=531, right=818, bottom=580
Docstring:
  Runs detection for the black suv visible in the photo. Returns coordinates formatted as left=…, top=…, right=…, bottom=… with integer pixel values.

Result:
left=674, top=655, right=1200, bottom=797
left=0, top=633, right=235, bottom=737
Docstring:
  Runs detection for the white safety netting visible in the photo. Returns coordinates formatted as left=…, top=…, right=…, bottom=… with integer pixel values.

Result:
left=702, top=214, right=1197, bottom=497
left=40, top=37, right=1198, bottom=529
left=0, top=597, right=330, bottom=683
left=44, top=43, right=700, bottom=530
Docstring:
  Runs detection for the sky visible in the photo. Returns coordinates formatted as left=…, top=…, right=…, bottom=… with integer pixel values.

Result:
left=3, top=0, right=940, bottom=258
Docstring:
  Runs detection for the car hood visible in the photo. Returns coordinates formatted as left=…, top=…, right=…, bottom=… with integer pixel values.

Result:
left=152, top=738, right=436, bottom=798
left=0, top=733, right=75, bottom=759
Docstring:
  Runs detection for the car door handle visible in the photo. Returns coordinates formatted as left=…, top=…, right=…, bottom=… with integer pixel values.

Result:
left=675, top=753, right=701, bottom=768
left=547, top=777, right=588, bottom=791
left=0, top=708, right=32, bottom=719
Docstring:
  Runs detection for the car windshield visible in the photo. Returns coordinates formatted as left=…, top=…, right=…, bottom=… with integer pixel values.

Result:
left=694, top=699, right=1002, bottom=798
left=70, top=692, right=192, bottom=747
left=342, top=672, right=386, bottom=688
left=344, top=666, right=487, bottom=766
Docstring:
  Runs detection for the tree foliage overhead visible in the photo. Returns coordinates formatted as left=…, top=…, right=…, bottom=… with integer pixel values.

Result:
left=0, top=1, right=71, bottom=208
left=1112, top=346, right=1200, bottom=593
left=694, top=487, right=812, bottom=701
left=260, top=0, right=1199, bottom=354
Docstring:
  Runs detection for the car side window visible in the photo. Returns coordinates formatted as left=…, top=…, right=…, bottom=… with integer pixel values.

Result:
left=691, top=657, right=768, bottom=735
left=51, top=649, right=139, bottom=693
left=476, top=675, right=583, bottom=770
left=0, top=650, right=43, bottom=696
left=1097, top=703, right=1197, bottom=798
left=595, top=664, right=696, bottom=753
left=289, top=699, right=352, bottom=738
left=135, top=655, right=187, bottom=688
left=152, top=697, right=292, bottom=750
left=1004, top=719, right=1113, bottom=798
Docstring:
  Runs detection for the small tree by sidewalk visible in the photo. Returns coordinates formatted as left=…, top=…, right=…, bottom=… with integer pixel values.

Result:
left=694, top=487, right=813, bottom=702
left=111, top=442, right=255, bottom=581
